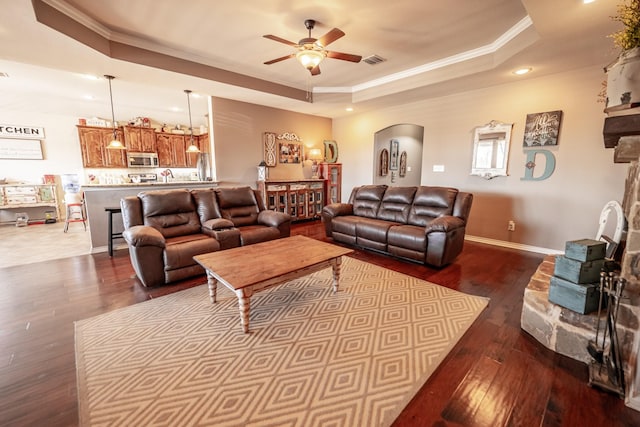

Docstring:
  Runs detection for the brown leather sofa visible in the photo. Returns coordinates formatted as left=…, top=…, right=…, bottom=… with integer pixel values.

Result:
left=121, top=186, right=291, bottom=287
left=322, top=185, right=473, bottom=267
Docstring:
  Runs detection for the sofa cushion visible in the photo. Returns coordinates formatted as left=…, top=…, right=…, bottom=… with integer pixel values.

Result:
left=387, top=225, right=427, bottom=252
left=216, top=187, right=260, bottom=227
left=139, top=190, right=201, bottom=238
left=355, top=217, right=399, bottom=243
left=407, top=186, right=458, bottom=227
left=352, top=185, right=387, bottom=218
left=238, top=225, right=280, bottom=246
left=163, top=234, right=220, bottom=270
left=377, top=186, right=417, bottom=223
left=331, top=216, right=359, bottom=236
left=191, top=189, right=222, bottom=224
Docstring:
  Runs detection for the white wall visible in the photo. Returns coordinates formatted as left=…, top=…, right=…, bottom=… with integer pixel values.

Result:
left=333, top=65, right=627, bottom=252
left=0, top=112, right=84, bottom=183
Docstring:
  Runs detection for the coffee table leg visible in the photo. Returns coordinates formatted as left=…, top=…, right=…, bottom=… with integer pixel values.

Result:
left=236, top=290, right=252, bottom=333
left=207, top=273, right=218, bottom=303
left=331, top=256, right=342, bottom=293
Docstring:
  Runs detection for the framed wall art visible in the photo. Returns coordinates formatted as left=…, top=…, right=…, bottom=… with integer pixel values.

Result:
left=523, top=110, right=563, bottom=147
left=279, top=142, right=302, bottom=164
left=389, top=139, right=399, bottom=170
left=399, top=151, right=407, bottom=177
left=380, top=148, right=389, bottom=176
left=263, top=132, right=277, bottom=166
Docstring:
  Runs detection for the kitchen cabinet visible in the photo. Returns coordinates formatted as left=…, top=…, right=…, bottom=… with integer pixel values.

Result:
left=319, top=162, right=341, bottom=204
left=123, top=126, right=157, bottom=152
left=258, top=179, right=324, bottom=221
left=77, top=125, right=127, bottom=168
left=156, top=133, right=187, bottom=167
left=0, top=184, right=60, bottom=224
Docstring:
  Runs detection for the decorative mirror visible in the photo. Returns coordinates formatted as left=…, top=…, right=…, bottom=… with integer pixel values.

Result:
left=470, top=120, right=513, bottom=179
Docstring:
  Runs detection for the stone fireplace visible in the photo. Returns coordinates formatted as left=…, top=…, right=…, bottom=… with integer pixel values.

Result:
left=522, top=125, right=640, bottom=410
left=620, top=160, right=640, bottom=410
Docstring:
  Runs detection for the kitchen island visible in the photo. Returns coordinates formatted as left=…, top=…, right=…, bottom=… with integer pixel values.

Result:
left=83, top=181, right=218, bottom=253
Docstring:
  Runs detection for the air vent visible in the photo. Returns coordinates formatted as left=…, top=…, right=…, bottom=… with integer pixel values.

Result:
left=0, top=72, right=9, bottom=78
left=363, top=55, right=386, bottom=65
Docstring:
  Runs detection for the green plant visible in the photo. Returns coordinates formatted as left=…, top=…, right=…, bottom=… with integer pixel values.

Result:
left=610, top=0, right=640, bottom=51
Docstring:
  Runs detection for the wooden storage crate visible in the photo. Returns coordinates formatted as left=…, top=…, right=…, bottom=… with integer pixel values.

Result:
left=549, top=275, right=601, bottom=314
left=554, top=256, right=605, bottom=284
left=565, top=238, right=606, bottom=262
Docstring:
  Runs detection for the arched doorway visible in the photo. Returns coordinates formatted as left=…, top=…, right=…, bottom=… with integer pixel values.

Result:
left=373, top=124, right=423, bottom=186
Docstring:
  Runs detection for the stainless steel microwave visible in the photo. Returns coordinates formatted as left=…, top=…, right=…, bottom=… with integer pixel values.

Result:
left=127, top=152, right=159, bottom=168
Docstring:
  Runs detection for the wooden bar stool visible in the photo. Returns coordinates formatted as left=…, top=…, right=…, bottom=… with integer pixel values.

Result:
left=105, top=207, right=123, bottom=256
left=64, top=201, right=87, bottom=232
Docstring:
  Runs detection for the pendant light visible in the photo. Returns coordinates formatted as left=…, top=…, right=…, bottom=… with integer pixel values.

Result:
left=184, top=89, right=200, bottom=153
left=104, top=75, right=125, bottom=150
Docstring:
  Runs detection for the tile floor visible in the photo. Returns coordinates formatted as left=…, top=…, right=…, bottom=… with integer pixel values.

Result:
left=0, top=220, right=92, bottom=268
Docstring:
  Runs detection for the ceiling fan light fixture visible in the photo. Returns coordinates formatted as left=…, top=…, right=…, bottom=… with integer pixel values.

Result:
left=296, top=49, right=325, bottom=70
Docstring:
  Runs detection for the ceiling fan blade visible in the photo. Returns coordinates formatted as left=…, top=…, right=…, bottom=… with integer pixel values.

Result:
left=263, top=34, right=299, bottom=47
left=264, top=54, right=296, bottom=65
left=326, top=51, right=362, bottom=63
left=317, top=28, right=345, bottom=47
left=310, top=65, right=321, bottom=76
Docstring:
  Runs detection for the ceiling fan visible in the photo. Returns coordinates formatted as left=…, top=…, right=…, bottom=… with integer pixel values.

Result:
left=263, top=19, right=362, bottom=76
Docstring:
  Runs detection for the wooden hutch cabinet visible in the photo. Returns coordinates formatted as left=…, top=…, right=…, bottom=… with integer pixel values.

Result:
left=77, top=125, right=127, bottom=168
left=123, top=125, right=156, bottom=152
left=319, top=162, right=342, bottom=204
left=258, top=179, right=324, bottom=221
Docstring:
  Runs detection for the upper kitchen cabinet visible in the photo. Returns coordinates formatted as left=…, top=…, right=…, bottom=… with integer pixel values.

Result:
left=123, top=126, right=157, bottom=152
left=77, top=125, right=127, bottom=168
left=156, top=133, right=187, bottom=167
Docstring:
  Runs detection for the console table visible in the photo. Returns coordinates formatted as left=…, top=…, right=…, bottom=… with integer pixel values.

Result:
left=257, top=179, right=324, bottom=221
left=0, top=184, right=60, bottom=225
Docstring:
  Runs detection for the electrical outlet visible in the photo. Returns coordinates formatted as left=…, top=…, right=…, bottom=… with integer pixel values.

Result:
left=508, top=220, right=516, bottom=232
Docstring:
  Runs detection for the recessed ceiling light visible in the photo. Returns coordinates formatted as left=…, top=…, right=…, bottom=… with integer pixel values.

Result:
left=170, top=107, right=181, bottom=112
left=345, top=107, right=353, bottom=112
left=513, top=67, right=532, bottom=75
left=583, top=0, right=596, bottom=4
left=81, top=74, right=100, bottom=80
left=83, top=94, right=95, bottom=100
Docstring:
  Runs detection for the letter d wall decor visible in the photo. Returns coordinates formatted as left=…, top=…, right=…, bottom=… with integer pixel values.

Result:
left=521, top=150, right=556, bottom=181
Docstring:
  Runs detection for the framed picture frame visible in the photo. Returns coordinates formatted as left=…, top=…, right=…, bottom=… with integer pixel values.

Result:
left=389, top=139, right=399, bottom=170
left=399, top=151, right=407, bottom=177
left=523, top=110, right=563, bottom=147
left=380, top=148, right=389, bottom=176
left=279, top=142, right=302, bottom=164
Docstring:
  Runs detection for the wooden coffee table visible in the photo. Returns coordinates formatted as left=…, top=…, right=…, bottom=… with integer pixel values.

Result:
left=193, top=235, right=353, bottom=333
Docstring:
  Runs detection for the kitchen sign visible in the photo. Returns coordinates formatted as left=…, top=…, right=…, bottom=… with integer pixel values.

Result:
left=0, top=124, right=45, bottom=139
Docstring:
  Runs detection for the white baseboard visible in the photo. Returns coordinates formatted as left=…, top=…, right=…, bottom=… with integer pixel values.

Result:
left=465, top=235, right=563, bottom=256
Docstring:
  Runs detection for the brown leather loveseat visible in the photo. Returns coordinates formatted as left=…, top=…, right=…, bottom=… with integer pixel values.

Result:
left=322, top=185, right=473, bottom=267
left=121, top=186, right=291, bottom=287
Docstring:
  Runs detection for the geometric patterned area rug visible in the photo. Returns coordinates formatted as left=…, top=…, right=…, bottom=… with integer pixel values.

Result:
left=75, top=257, right=489, bottom=426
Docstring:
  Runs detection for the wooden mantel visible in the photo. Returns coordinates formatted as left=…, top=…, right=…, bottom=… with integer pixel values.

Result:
left=603, top=112, right=640, bottom=163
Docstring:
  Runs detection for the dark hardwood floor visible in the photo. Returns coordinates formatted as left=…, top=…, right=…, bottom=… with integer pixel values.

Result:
left=1, top=220, right=638, bottom=426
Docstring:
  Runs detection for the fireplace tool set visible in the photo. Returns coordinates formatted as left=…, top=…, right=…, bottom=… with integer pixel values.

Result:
left=587, top=266, right=626, bottom=397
